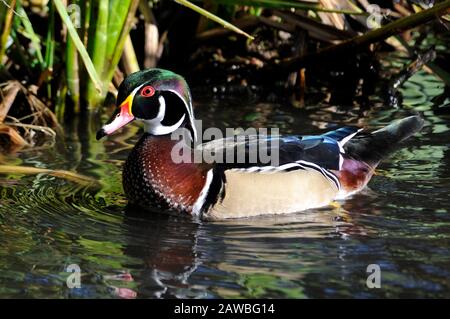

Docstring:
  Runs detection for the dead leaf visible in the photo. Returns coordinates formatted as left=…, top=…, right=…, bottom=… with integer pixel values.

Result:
left=0, top=81, right=21, bottom=123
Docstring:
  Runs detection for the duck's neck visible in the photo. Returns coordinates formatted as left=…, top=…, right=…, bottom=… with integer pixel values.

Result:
left=123, top=133, right=208, bottom=213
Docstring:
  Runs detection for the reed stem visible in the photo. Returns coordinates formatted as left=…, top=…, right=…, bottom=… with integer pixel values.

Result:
left=54, top=0, right=103, bottom=97
left=85, top=0, right=109, bottom=108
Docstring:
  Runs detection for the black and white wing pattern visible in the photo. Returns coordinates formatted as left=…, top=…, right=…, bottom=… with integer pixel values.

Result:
left=193, top=126, right=361, bottom=217
left=198, top=126, right=361, bottom=171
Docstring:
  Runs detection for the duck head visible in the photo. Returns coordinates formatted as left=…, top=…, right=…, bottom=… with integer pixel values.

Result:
left=96, top=68, right=197, bottom=141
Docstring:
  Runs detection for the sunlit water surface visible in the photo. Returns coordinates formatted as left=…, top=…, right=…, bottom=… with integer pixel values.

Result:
left=1, top=66, right=449, bottom=298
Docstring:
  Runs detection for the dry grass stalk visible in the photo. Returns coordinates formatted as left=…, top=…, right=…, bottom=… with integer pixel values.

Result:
left=0, top=164, right=101, bottom=187
left=0, top=80, right=59, bottom=152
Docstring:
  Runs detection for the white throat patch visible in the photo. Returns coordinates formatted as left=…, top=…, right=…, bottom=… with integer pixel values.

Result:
left=142, top=95, right=186, bottom=135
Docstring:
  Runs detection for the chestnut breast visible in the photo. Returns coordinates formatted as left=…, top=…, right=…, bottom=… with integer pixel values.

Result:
left=123, top=134, right=208, bottom=213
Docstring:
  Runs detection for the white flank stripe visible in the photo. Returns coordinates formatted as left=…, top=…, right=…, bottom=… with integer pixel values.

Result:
left=228, top=160, right=340, bottom=189
left=230, top=162, right=301, bottom=174
left=296, top=160, right=341, bottom=190
left=192, top=169, right=214, bottom=216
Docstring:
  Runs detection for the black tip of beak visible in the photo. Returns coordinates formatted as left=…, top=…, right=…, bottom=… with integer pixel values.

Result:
left=96, top=128, right=106, bottom=140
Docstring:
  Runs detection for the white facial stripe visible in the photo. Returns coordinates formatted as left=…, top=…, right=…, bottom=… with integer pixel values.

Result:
left=144, top=114, right=186, bottom=135
left=142, top=95, right=187, bottom=135
left=133, top=84, right=144, bottom=95
left=130, top=84, right=144, bottom=110
left=167, top=89, right=197, bottom=142
left=155, top=95, right=166, bottom=121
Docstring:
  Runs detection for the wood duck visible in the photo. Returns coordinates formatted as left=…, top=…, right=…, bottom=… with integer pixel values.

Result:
left=97, top=68, right=424, bottom=220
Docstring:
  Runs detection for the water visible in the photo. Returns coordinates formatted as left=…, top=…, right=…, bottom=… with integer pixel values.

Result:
left=1, top=66, right=449, bottom=298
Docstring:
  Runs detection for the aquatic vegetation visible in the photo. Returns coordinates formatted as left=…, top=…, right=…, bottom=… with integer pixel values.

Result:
left=0, top=0, right=449, bottom=151
left=0, top=0, right=449, bottom=300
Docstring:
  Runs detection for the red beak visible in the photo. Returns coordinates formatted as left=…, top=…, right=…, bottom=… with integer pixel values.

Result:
left=96, top=97, right=135, bottom=140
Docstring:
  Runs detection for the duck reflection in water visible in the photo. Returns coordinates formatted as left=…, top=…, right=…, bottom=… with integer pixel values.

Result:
left=121, top=204, right=203, bottom=298
left=115, top=200, right=378, bottom=298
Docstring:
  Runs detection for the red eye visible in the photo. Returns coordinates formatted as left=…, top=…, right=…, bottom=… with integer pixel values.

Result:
left=140, top=85, right=155, bottom=97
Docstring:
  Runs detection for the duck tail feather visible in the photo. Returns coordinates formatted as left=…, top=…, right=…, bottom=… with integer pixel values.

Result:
left=344, top=115, right=424, bottom=167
